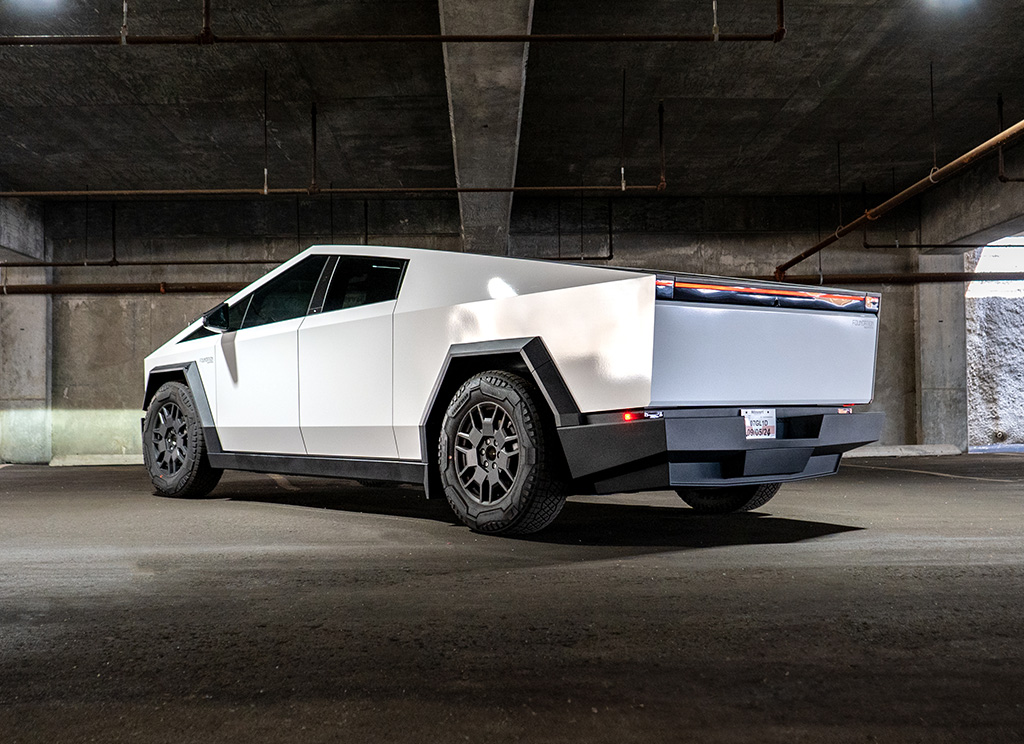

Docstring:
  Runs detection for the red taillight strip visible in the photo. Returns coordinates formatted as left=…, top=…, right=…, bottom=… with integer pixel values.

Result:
left=674, top=281, right=864, bottom=306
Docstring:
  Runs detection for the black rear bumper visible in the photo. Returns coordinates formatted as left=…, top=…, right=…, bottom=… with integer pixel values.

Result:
left=557, top=407, right=884, bottom=494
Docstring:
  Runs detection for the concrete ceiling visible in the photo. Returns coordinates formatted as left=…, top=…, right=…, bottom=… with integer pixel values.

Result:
left=1, top=0, right=1023, bottom=197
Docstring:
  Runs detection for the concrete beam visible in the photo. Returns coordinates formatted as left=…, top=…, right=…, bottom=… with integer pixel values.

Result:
left=0, top=197, right=44, bottom=259
left=439, top=0, right=533, bottom=255
left=0, top=195, right=51, bottom=464
left=920, top=160, right=1024, bottom=249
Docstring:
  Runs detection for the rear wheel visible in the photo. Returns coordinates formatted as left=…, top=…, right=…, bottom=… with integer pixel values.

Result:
left=675, top=483, right=781, bottom=514
left=143, top=382, right=223, bottom=498
left=439, top=371, right=566, bottom=535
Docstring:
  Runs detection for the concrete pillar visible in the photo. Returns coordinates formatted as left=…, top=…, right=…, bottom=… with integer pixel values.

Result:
left=0, top=197, right=51, bottom=463
left=439, top=0, right=533, bottom=255
left=916, top=165, right=1024, bottom=451
left=916, top=253, right=968, bottom=450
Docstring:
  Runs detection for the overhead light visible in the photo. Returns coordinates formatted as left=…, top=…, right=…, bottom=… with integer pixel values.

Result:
left=924, top=0, right=975, bottom=9
left=9, top=0, right=61, bottom=9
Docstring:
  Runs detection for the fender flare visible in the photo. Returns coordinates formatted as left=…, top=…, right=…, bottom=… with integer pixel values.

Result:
left=144, top=362, right=223, bottom=454
left=419, top=337, right=580, bottom=497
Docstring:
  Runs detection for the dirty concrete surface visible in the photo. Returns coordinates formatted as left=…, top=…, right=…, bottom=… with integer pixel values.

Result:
left=1, top=455, right=1023, bottom=743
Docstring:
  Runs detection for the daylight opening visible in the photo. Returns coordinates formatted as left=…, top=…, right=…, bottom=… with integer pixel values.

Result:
left=965, top=236, right=1024, bottom=451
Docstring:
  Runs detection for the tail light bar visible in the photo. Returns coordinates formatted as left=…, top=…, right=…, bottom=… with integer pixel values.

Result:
left=656, top=276, right=880, bottom=314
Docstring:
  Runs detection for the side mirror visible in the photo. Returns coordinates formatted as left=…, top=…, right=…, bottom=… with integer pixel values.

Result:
left=202, top=302, right=230, bottom=333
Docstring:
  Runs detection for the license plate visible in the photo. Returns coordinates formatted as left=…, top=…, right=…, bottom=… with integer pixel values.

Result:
left=741, top=408, right=776, bottom=439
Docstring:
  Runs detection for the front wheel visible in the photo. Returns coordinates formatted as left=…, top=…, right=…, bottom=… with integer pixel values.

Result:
left=438, top=371, right=567, bottom=535
left=675, top=483, right=781, bottom=514
left=142, top=382, right=223, bottom=498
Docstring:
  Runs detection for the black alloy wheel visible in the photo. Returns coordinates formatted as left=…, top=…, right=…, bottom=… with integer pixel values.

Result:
left=142, top=382, right=222, bottom=498
left=151, top=400, right=189, bottom=477
left=439, top=370, right=567, bottom=535
left=454, top=400, right=521, bottom=505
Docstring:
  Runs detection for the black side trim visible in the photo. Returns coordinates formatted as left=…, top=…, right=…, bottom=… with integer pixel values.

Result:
left=146, top=362, right=223, bottom=454
left=207, top=452, right=425, bottom=483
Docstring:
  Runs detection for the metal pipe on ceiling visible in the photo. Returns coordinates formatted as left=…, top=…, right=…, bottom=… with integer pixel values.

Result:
left=0, top=184, right=666, bottom=199
left=863, top=242, right=1024, bottom=250
left=777, top=272, right=1024, bottom=285
left=0, top=258, right=279, bottom=269
left=0, top=282, right=246, bottom=295
left=774, top=114, right=1024, bottom=280
left=0, top=0, right=785, bottom=46
left=0, top=31, right=784, bottom=45
left=3, top=270, right=1022, bottom=296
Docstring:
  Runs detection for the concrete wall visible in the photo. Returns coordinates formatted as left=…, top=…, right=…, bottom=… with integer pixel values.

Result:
left=0, top=197, right=51, bottom=464
left=920, top=163, right=1024, bottom=452
left=40, top=197, right=459, bottom=465
left=511, top=195, right=921, bottom=448
left=1, top=188, right=1010, bottom=464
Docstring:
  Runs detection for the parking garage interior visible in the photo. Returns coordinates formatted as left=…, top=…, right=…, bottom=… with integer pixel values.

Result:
left=2, top=1, right=1024, bottom=741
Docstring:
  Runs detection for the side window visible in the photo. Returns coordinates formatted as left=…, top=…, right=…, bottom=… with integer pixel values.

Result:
left=321, top=257, right=407, bottom=313
left=240, top=255, right=329, bottom=330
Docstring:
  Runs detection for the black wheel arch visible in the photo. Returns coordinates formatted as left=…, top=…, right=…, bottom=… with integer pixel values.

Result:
left=144, top=362, right=222, bottom=454
left=420, top=338, right=579, bottom=499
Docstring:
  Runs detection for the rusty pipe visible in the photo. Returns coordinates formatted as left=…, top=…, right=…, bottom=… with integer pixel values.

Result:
left=0, top=31, right=783, bottom=47
left=774, top=114, right=1024, bottom=280
left=0, top=257, right=280, bottom=269
left=0, top=183, right=667, bottom=199
left=770, top=272, right=1024, bottom=285
left=200, top=0, right=214, bottom=45
left=2, top=271, right=1021, bottom=296
left=0, top=1, right=784, bottom=46
left=863, top=242, right=1024, bottom=250
left=774, top=0, right=787, bottom=42
left=0, top=282, right=246, bottom=295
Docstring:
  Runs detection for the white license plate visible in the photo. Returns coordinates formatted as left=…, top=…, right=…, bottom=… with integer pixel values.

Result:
left=741, top=409, right=776, bottom=439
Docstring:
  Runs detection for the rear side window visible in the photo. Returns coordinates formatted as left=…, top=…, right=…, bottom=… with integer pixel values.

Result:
left=240, top=255, right=329, bottom=330
left=321, top=257, right=407, bottom=313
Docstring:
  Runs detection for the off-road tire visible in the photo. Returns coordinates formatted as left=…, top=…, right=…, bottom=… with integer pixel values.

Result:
left=143, top=382, right=223, bottom=498
left=439, top=371, right=567, bottom=535
left=675, top=483, right=781, bottom=515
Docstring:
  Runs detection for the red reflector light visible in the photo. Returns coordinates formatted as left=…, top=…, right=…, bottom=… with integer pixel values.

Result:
left=623, top=412, right=637, bottom=422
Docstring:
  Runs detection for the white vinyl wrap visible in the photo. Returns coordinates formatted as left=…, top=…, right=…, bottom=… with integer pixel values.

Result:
left=650, top=302, right=879, bottom=406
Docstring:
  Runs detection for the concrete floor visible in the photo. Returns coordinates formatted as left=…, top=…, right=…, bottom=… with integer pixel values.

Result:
left=1, top=456, right=1023, bottom=743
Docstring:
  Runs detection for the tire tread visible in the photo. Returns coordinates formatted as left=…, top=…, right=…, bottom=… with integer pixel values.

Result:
left=439, top=370, right=566, bottom=535
left=143, top=382, right=223, bottom=499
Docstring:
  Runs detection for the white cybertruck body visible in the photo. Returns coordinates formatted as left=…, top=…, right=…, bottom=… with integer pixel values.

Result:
left=142, top=245, right=883, bottom=534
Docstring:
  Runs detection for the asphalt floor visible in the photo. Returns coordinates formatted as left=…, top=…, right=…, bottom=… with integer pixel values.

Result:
left=1, top=455, right=1023, bottom=743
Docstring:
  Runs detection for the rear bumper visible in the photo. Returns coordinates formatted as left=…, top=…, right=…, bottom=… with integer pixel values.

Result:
left=557, top=407, right=884, bottom=494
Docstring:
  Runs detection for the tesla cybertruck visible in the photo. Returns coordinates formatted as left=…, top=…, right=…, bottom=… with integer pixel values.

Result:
left=142, top=245, right=883, bottom=534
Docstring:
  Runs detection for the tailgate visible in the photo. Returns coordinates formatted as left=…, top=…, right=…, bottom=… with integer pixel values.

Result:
left=650, top=275, right=880, bottom=407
